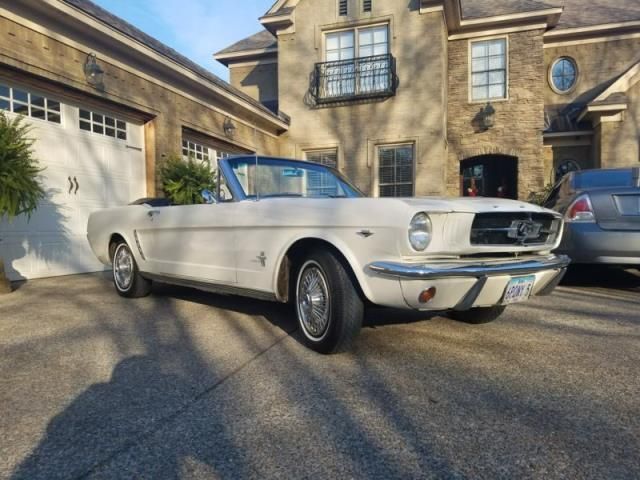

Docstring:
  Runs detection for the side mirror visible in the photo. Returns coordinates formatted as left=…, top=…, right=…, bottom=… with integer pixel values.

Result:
left=201, top=189, right=217, bottom=204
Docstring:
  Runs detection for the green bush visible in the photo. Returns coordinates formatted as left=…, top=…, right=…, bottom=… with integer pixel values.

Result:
left=0, top=111, right=45, bottom=220
left=160, top=154, right=216, bottom=205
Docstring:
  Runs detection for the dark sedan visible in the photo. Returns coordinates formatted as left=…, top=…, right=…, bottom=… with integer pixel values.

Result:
left=544, top=167, right=640, bottom=266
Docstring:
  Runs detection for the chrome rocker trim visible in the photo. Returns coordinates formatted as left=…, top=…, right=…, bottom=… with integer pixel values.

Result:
left=368, top=254, right=571, bottom=280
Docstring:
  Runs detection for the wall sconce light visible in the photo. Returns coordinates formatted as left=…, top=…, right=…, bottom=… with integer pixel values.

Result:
left=223, top=117, right=237, bottom=138
left=480, top=102, right=496, bottom=130
left=84, top=53, right=104, bottom=88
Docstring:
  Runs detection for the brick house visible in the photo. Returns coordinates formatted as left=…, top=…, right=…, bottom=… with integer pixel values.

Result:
left=216, top=0, right=640, bottom=200
left=0, top=0, right=288, bottom=280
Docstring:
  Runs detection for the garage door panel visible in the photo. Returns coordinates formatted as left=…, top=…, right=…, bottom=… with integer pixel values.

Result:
left=3, top=100, right=146, bottom=281
left=0, top=203, right=72, bottom=235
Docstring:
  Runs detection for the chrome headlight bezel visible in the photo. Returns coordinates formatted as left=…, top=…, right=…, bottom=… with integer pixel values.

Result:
left=408, top=212, right=432, bottom=252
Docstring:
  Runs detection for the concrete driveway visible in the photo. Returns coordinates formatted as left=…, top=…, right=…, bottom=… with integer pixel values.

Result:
left=1, top=268, right=639, bottom=480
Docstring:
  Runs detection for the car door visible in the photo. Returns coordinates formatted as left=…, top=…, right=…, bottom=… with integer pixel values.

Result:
left=136, top=203, right=237, bottom=284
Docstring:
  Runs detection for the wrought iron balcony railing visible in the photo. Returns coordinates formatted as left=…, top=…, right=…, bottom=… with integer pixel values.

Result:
left=310, top=54, right=397, bottom=104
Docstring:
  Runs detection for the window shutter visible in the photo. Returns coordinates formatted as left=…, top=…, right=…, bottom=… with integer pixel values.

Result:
left=363, top=0, right=372, bottom=12
left=339, top=0, right=348, bottom=16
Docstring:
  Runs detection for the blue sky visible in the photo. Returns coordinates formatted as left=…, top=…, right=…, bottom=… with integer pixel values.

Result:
left=92, top=0, right=275, bottom=80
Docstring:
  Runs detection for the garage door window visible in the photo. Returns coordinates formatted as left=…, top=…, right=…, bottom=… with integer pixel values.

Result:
left=79, top=109, right=127, bottom=141
left=0, top=84, right=61, bottom=124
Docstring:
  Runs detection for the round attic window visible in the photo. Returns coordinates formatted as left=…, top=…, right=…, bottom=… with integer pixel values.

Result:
left=550, top=57, right=578, bottom=94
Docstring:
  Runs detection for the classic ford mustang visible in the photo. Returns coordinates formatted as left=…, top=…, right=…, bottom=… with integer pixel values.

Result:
left=87, top=156, right=570, bottom=353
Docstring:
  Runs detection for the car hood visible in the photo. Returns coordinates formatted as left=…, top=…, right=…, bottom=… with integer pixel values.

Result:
left=397, top=197, right=557, bottom=215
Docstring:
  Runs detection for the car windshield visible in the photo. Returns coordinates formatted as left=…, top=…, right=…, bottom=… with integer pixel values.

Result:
left=225, top=157, right=364, bottom=199
left=574, top=170, right=635, bottom=189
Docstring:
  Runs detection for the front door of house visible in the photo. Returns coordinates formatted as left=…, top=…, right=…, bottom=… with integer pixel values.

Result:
left=461, top=155, right=518, bottom=199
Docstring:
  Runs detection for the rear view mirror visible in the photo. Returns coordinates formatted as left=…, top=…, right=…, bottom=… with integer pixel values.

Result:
left=201, top=189, right=217, bottom=204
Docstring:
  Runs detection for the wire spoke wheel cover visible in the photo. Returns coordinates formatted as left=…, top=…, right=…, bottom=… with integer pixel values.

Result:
left=297, top=261, right=331, bottom=340
left=113, top=244, right=134, bottom=291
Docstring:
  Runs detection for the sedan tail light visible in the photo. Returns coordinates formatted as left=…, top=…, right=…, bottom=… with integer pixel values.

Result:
left=565, top=194, right=595, bottom=223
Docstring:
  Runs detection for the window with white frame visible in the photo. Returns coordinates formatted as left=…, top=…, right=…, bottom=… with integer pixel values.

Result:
left=305, top=149, right=338, bottom=197
left=182, top=139, right=211, bottom=162
left=471, top=38, right=507, bottom=101
left=79, top=109, right=127, bottom=140
left=324, top=24, right=389, bottom=97
left=378, top=144, right=414, bottom=197
left=182, top=139, right=234, bottom=164
left=0, top=84, right=61, bottom=124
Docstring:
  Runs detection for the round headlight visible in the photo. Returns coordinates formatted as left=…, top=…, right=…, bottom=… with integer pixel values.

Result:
left=408, top=212, right=432, bottom=251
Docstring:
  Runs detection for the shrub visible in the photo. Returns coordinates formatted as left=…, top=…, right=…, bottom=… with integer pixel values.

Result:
left=160, top=154, right=216, bottom=205
left=528, top=182, right=555, bottom=206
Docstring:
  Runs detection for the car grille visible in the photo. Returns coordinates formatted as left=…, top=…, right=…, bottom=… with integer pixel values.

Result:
left=470, top=212, right=560, bottom=246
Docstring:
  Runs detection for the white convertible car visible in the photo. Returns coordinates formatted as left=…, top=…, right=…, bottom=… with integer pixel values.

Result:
left=88, top=156, right=570, bottom=353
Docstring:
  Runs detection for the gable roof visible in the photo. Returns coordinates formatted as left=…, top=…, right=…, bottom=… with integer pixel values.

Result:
left=61, top=0, right=288, bottom=125
left=215, top=31, right=277, bottom=56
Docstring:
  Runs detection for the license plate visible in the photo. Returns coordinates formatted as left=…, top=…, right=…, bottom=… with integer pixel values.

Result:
left=502, top=275, right=536, bottom=305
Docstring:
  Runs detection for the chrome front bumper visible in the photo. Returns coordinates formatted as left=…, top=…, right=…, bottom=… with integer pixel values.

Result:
left=368, top=254, right=571, bottom=280
left=368, top=254, right=571, bottom=311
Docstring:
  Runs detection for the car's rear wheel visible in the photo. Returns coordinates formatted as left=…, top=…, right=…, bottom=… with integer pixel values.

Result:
left=112, top=241, right=152, bottom=298
left=449, top=305, right=506, bottom=324
left=295, top=250, right=363, bottom=354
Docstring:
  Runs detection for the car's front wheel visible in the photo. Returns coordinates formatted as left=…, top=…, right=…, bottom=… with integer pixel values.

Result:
left=448, top=305, right=506, bottom=324
left=112, top=241, right=152, bottom=298
left=295, top=250, right=363, bottom=354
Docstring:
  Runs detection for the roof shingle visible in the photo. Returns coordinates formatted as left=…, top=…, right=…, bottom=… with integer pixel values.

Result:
left=61, top=0, right=286, bottom=123
left=555, top=0, right=640, bottom=29
left=461, top=0, right=561, bottom=19
left=216, top=31, right=277, bottom=56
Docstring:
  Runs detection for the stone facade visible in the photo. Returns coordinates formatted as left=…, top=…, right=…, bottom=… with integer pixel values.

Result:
left=275, top=0, right=448, bottom=196
left=0, top=7, right=283, bottom=196
left=544, top=36, right=640, bottom=180
left=220, top=0, right=640, bottom=200
left=229, top=62, right=279, bottom=112
left=447, top=29, right=547, bottom=198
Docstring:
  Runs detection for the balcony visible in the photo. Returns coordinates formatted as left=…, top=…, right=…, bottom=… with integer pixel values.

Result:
left=309, top=54, right=397, bottom=105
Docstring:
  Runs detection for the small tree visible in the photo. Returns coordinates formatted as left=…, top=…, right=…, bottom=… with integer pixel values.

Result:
left=160, top=154, right=215, bottom=205
left=0, top=112, right=46, bottom=293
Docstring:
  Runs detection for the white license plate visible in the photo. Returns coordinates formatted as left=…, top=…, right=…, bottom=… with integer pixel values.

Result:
left=502, top=275, right=536, bottom=305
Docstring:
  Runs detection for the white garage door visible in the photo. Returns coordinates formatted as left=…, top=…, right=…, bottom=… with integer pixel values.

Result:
left=0, top=83, right=146, bottom=281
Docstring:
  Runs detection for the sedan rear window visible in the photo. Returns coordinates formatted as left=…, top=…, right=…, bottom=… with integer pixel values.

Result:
left=574, top=170, right=635, bottom=189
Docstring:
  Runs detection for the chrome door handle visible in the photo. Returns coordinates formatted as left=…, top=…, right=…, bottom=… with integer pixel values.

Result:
left=73, top=176, right=79, bottom=195
left=68, top=176, right=74, bottom=194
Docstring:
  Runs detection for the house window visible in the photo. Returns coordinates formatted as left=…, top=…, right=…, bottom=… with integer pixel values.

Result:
left=471, top=38, right=507, bottom=101
left=79, top=109, right=127, bottom=140
left=305, top=149, right=338, bottom=168
left=363, top=0, right=372, bottom=12
left=550, top=57, right=578, bottom=94
left=0, top=84, right=61, bottom=124
left=305, top=149, right=338, bottom=197
left=324, top=24, right=389, bottom=98
left=378, top=144, right=414, bottom=197
left=339, top=0, right=348, bottom=16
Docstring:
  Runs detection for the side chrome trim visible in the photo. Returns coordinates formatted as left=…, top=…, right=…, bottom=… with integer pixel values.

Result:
left=141, top=272, right=279, bottom=302
left=133, top=230, right=146, bottom=261
left=368, top=254, right=571, bottom=279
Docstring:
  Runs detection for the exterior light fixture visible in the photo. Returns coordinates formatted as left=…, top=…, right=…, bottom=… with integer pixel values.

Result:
left=84, top=53, right=104, bottom=88
left=223, top=117, right=237, bottom=138
left=480, top=102, right=496, bottom=130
